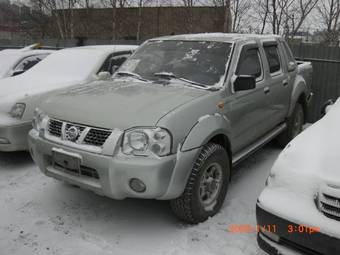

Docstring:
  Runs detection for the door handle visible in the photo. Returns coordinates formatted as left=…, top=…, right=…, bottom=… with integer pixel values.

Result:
left=264, top=87, right=270, bottom=94
left=283, top=79, right=288, bottom=86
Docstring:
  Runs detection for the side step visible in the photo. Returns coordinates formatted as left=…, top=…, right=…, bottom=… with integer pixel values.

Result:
left=232, top=123, right=287, bottom=166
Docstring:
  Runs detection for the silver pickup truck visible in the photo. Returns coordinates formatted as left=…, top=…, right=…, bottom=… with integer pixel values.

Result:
left=28, top=33, right=313, bottom=223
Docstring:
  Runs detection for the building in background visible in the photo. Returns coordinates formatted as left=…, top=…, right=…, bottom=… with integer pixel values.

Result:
left=0, top=1, right=27, bottom=41
left=51, top=6, right=226, bottom=42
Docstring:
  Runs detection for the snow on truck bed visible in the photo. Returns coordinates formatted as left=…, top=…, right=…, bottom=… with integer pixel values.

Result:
left=0, top=145, right=280, bottom=255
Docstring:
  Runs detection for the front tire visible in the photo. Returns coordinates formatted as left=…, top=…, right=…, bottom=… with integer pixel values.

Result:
left=170, top=143, right=230, bottom=224
left=277, top=103, right=304, bottom=147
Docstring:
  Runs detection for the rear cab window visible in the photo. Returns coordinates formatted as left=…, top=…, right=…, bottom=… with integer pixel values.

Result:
left=263, top=42, right=282, bottom=75
left=236, top=45, right=263, bottom=82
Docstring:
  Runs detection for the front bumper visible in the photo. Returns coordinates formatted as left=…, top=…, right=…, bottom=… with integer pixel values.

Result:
left=0, top=122, right=32, bottom=151
left=28, top=130, right=200, bottom=200
left=256, top=203, right=340, bottom=255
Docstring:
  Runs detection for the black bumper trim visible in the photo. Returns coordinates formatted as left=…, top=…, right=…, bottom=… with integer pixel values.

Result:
left=256, top=203, right=340, bottom=255
left=257, top=233, right=281, bottom=255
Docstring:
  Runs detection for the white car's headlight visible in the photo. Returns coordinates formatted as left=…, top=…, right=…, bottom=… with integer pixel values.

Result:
left=32, top=108, right=47, bottom=131
left=9, top=103, right=26, bottom=119
left=122, top=128, right=172, bottom=157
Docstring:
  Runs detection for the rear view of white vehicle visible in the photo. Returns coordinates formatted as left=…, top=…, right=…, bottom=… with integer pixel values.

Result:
left=0, top=44, right=54, bottom=78
left=0, top=45, right=138, bottom=152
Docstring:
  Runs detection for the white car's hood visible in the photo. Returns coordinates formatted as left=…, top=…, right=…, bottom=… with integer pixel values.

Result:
left=0, top=73, right=88, bottom=124
left=258, top=100, right=340, bottom=238
left=1, top=73, right=86, bottom=101
left=271, top=99, right=340, bottom=187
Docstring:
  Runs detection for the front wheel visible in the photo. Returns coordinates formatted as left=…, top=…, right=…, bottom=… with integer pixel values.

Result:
left=170, top=143, right=230, bottom=224
left=276, top=103, right=304, bottom=147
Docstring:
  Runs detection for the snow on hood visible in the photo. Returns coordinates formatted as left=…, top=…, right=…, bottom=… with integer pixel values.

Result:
left=258, top=100, right=340, bottom=238
left=270, top=99, right=340, bottom=190
left=41, top=80, right=207, bottom=130
left=0, top=49, right=107, bottom=112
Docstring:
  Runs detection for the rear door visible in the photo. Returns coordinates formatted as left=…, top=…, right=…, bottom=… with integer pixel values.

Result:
left=262, top=41, right=291, bottom=128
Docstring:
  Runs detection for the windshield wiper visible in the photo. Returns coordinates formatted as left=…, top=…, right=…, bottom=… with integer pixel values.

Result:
left=153, top=72, right=210, bottom=89
left=116, top=71, right=149, bottom=82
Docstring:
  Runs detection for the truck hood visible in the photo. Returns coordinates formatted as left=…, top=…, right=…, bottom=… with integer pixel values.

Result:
left=42, top=80, right=207, bottom=130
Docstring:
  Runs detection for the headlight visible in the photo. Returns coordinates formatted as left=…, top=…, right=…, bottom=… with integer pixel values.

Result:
left=122, top=128, right=172, bottom=157
left=32, top=108, right=47, bottom=131
left=9, top=103, right=26, bottom=119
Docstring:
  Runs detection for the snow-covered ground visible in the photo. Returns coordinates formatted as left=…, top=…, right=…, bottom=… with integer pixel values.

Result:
left=0, top=144, right=281, bottom=255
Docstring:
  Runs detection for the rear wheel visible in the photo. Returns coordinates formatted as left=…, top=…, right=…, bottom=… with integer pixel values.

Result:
left=170, top=143, right=230, bottom=224
left=277, top=103, right=304, bottom=147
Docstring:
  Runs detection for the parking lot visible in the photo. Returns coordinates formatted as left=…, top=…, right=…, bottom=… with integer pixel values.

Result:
left=0, top=144, right=281, bottom=255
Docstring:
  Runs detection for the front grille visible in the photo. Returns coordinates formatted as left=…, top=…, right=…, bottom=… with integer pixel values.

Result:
left=48, top=119, right=62, bottom=137
left=84, top=129, right=112, bottom=147
left=320, top=193, right=340, bottom=221
left=47, top=119, right=112, bottom=147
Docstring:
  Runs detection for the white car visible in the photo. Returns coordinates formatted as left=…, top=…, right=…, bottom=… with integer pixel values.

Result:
left=256, top=99, right=340, bottom=254
left=0, top=44, right=54, bottom=78
left=0, top=45, right=138, bottom=152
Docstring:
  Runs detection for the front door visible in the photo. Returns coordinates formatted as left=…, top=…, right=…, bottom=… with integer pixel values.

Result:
left=224, top=43, right=271, bottom=154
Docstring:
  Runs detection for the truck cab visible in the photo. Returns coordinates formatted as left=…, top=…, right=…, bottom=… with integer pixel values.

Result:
left=28, top=33, right=313, bottom=223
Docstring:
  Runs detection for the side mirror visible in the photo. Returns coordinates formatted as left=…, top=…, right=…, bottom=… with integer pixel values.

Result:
left=288, top=61, right=297, bottom=72
left=234, top=75, right=256, bottom=92
left=12, top=70, right=25, bottom=76
left=97, top=71, right=111, bottom=81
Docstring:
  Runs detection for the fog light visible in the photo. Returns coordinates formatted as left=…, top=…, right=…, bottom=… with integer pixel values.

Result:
left=0, top=138, right=10, bottom=144
left=129, top=178, right=146, bottom=193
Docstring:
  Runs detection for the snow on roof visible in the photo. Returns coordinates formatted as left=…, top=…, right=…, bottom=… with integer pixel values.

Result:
left=0, top=48, right=54, bottom=78
left=65, top=45, right=139, bottom=53
left=152, top=33, right=282, bottom=43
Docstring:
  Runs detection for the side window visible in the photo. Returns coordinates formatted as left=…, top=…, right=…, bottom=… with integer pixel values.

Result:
left=14, top=54, right=48, bottom=72
left=264, top=45, right=281, bottom=74
left=99, top=52, right=132, bottom=74
left=236, top=47, right=262, bottom=79
left=109, top=54, right=130, bottom=74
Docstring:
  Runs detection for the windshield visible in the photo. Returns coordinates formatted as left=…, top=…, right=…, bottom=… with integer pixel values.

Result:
left=118, top=40, right=232, bottom=86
